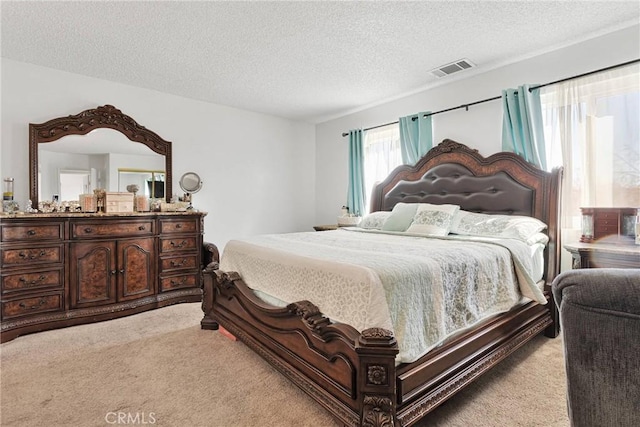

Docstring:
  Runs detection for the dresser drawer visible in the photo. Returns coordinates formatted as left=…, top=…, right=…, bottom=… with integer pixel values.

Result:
left=72, top=220, right=154, bottom=238
left=159, top=273, right=198, bottom=292
left=2, top=245, right=64, bottom=267
left=595, top=212, right=619, bottom=220
left=2, top=268, right=63, bottom=294
left=2, top=292, right=64, bottom=319
left=160, top=236, right=198, bottom=253
left=159, top=218, right=199, bottom=234
left=160, top=254, right=199, bottom=273
left=595, top=218, right=618, bottom=226
left=594, top=223, right=618, bottom=234
left=1, top=222, right=64, bottom=242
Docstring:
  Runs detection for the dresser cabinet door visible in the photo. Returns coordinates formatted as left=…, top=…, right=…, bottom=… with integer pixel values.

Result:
left=118, top=238, right=155, bottom=301
left=70, top=241, right=117, bottom=308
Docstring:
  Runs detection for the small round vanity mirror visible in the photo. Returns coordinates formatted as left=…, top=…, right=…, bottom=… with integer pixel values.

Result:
left=179, top=172, right=202, bottom=209
left=179, top=172, right=202, bottom=194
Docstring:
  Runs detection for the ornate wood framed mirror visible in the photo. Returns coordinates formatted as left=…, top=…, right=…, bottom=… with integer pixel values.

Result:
left=29, top=104, right=172, bottom=206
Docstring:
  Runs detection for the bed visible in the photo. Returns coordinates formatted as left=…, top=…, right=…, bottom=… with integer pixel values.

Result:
left=201, top=139, right=562, bottom=426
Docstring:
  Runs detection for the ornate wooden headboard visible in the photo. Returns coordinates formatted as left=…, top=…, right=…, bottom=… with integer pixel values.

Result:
left=370, top=139, right=563, bottom=285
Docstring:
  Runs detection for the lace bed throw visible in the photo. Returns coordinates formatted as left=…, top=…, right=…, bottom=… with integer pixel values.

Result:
left=220, top=229, right=545, bottom=364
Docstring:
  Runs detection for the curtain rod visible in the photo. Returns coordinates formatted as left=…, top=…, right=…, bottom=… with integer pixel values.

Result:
left=341, top=58, right=640, bottom=137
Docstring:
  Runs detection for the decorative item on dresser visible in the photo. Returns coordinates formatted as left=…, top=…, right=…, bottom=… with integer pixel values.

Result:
left=178, top=172, right=203, bottom=211
left=579, top=207, right=638, bottom=244
left=570, top=207, right=640, bottom=269
left=201, top=139, right=563, bottom=427
left=0, top=212, right=208, bottom=342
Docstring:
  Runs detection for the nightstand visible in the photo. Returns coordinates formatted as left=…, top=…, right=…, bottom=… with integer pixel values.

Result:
left=564, top=242, right=640, bottom=269
left=313, top=224, right=339, bottom=231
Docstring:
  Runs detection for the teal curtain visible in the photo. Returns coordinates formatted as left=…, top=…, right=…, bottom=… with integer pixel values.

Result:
left=347, top=129, right=365, bottom=216
left=502, top=84, right=547, bottom=169
left=399, top=112, right=433, bottom=165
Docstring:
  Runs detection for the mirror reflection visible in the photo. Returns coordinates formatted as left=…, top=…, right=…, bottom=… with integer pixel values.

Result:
left=118, top=169, right=165, bottom=199
left=30, top=105, right=173, bottom=207
left=37, top=129, right=165, bottom=203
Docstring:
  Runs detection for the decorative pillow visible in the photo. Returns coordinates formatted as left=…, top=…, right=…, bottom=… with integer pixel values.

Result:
left=450, top=210, right=547, bottom=243
left=358, top=211, right=392, bottom=230
left=381, top=203, right=419, bottom=232
left=405, top=203, right=460, bottom=236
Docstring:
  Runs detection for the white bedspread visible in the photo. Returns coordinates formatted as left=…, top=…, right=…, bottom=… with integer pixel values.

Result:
left=220, top=229, right=546, bottom=364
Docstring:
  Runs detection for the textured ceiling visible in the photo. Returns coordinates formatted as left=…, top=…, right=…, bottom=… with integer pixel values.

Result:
left=2, top=1, right=639, bottom=123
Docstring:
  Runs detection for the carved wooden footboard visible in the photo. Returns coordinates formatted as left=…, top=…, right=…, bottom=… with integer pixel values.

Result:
left=201, top=263, right=554, bottom=426
left=202, top=266, right=399, bottom=426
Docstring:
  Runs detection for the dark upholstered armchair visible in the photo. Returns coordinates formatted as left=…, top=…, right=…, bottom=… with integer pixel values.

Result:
left=552, top=268, right=640, bottom=427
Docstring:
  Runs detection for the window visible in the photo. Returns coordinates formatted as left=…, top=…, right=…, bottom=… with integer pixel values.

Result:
left=541, top=64, right=639, bottom=219
left=540, top=63, right=639, bottom=268
left=362, top=124, right=402, bottom=213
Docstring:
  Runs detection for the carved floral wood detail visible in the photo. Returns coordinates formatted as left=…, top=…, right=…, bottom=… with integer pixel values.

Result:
left=367, top=365, right=387, bottom=386
left=362, top=395, right=395, bottom=427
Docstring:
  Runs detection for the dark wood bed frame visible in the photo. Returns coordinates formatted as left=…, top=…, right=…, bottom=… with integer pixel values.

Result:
left=201, top=139, right=563, bottom=426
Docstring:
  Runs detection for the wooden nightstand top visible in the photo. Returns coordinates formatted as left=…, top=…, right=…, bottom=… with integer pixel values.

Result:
left=313, top=224, right=339, bottom=231
left=564, top=242, right=640, bottom=269
left=564, top=242, right=640, bottom=256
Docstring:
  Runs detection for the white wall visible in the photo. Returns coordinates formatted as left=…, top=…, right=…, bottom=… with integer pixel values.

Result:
left=1, top=59, right=316, bottom=249
left=315, top=25, right=640, bottom=225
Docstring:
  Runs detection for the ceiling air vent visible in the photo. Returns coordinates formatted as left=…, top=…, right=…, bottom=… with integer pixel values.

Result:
left=430, top=59, right=475, bottom=78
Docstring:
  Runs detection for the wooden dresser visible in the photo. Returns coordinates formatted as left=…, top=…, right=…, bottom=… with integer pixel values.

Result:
left=0, top=211, right=206, bottom=342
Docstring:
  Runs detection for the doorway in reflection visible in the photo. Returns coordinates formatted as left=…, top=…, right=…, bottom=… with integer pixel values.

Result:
left=59, top=169, right=91, bottom=201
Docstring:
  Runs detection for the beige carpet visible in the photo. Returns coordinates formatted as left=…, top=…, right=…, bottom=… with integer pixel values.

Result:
left=0, top=303, right=569, bottom=427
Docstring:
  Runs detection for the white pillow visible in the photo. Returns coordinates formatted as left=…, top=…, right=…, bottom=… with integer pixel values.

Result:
left=526, top=232, right=549, bottom=246
left=358, top=211, right=392, bottom=230
left=450, top=210, right=547, bottom=243
left=405, top=203, right=460, bottom=236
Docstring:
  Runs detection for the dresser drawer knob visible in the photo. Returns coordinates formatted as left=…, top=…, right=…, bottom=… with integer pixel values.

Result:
left=170, top=240, right=187, bottom=248
left=19, top=275, right=46, bottom=286
left=170, top=277, right=187, bottom=286
left=138, top=225, right=146, bottom=231
left=19, top=297, right=47, bottom=310
left=175, top=224, right=183, bottom=229
left=84, top=227, right=94, bottom=234
left=170, top=259, right=187, bottom=268
left=27, top=230, right=37, bottom=236
left=19, top=250, right=47, bottom=260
